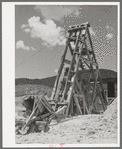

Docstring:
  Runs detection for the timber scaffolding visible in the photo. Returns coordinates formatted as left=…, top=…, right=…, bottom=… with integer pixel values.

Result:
left=16, top=22, right=108, bottom=135
left=50, top=22, right=108, bottom=115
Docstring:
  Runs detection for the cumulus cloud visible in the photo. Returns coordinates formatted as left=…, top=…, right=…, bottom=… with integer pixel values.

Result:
left=54, top=69, right=58, bottom=74
left=16, top=40, right=30, bottom=50
left=89, top=27, right=96, bottom=36
left=21, top=24, right=28, bottom=29
left=106, top=25, right=114, bottom=31
left=21, top=16, right=66, bottom=46
left=34, top=5, right=80, bottom=21
left=31, top=47, right=36, bottom=51
left=16, top=40, right=36, bottom=51
left=106, top=33, right=113, bottom=40
left=24, top=28, right=31, bottom=33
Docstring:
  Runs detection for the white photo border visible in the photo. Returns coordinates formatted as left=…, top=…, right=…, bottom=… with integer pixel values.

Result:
left=2, top=2, right=120, bottom=147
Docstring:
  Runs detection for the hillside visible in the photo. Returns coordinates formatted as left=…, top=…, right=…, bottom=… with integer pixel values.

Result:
left=15, top=76, right=56, bottom=87
left=15, top=84, right=52, bottom=97
left=15, top=69, right=117, bottom=97
left=15, top=69, right=117, bottom=87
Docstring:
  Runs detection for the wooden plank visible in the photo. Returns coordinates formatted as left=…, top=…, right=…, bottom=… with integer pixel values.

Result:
left=74, top=93, right=84, bottom=98
left=64, top=59, right=71, bottom=65
left=96, top=84, right=106, bottom=111
left=49, top=106, right=67, bottom=120
left=83, top=60, right=91, bottom=69
left=68, top=26, right=85, bottom=32
left=89, top=69, right=99, bottom=112
left=69, top=22, right=90, bottom=28
left=66, top=86, right=73, bottom=115
left=51, top=32, right=72, bottom=101
left=61, top=30, right=81, bottom=102
left=22, top=100, right=40, bottom=130
left=70, top=97, right=74, bottom=115
left=35, top=121, right=47, bottom=125
left=87, top=27, right=97, bottom=63
left=39, top=97, right=57, bottom=117
left=74, top=95, right=82, bottom=115
left=49, top=102, right=68, bottom=106
left=53, top=67, right=66, bottom=111
left=80, top=57, right=98, bottom=66
left=75, top=79, right=89, bottom=114
left=68, top=42, right=74, bottom=55
left=30, top=113, right=51, bottom=122
left=98, top=70, right=108, bottom=105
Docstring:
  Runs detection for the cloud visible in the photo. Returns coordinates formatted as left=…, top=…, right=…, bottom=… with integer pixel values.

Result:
left=21, top=16, right=66, bottom=46
left=106, top=33, right=113, bottom=40
left=89, top=27, right=96, bottom=36
left=106, top=25, right=113, bottom=31
left=54, top=69, right=58, bottom=74
left=16, top=40, right=30, bottom=50
left=31, top=47, right=36, bottom=51
left=34, top=5, right=80, bottom=21
left=16, top=40, right=36, bottom=51
left=24, top=28, right=31, bottom=33
left=21, top=24, right=28, bottom=29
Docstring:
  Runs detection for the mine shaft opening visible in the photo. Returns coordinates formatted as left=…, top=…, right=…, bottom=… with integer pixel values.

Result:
left=107, top=81, right=115, bottom=98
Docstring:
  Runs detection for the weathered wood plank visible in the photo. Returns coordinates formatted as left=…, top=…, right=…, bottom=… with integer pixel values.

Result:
left=74, top=95, right=82, bottom=115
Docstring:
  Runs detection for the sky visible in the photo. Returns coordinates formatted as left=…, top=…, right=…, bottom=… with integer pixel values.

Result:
left=15, top=5, right=117, bottom=79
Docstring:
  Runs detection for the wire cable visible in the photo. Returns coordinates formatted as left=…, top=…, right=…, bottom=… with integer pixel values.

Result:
left=15, top=33, right=66, bottom=68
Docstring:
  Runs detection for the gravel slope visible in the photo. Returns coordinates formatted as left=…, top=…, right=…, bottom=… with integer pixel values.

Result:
left=15, top=98, right=118, bottom=144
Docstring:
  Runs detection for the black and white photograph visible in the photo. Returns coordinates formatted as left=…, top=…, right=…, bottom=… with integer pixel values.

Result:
left=2, top=2, right=120, bottom=147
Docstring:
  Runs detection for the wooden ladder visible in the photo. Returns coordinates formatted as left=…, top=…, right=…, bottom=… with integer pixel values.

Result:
left=50, top=22, right=108, bottom=116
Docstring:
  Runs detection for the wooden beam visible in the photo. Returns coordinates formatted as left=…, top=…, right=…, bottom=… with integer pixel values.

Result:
left=61, top=30, right=81, bottom=102
left=21, top=99, right=41, bottom=130
left=69, top=96, right=74, bottom=115
left=68, top=26, right=85, bottom=32
left=66, top=86, right=73, bottom=115
left=96, top=84, right=106, bottom=111
left=49, top=102, right=68, bottom=106
left=89, top=69, right=99, bottom=112
left=86, top=27, right=97, bottom=65
left=74, top=94, right=82, bottom=115
left=68, top=42, right=74, bottom=55
left=75, top=79, right=89, bottom=114
left=51, top=32, right=72, bottom=101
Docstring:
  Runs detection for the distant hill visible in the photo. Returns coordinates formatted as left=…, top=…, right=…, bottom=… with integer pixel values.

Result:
left=15, top=84, right=52, bottom=97
left=15, top=69, right=117, bottom=97
left=15, top=76, right=56, bottom=87
left=15, top=76, right=56, bottom=97
left=15, top=69, right=117, bottom=87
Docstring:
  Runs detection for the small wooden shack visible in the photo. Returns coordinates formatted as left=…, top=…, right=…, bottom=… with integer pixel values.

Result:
left=78, top=69, right=117, bottom=105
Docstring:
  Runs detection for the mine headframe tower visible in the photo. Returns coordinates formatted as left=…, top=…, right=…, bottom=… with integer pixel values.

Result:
left=50, top=22, right=108, bottom=116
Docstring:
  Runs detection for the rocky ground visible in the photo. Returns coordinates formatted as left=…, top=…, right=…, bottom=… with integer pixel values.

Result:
left=15, top=98, right=118, bottom=145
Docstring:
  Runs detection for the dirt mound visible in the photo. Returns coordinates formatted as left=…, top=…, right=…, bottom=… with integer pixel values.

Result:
left=99, top=98, right=118, bottom=136
left=104, top=98, right=117, bottom=120
left=15, top=98, right=118, bottom=144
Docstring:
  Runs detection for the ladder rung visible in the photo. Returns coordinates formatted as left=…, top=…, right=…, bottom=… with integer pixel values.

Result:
left=68, top=80, right=73, bottom=84
left=69, top=22, right=90, bottom=29
left=50, top=102, right=68, bottom=106
left=74, top=52, right=80, bottom=55
left=69, top=25, right=84, bottom=28
left=63, top=76, right=68, bottom=80
left=68, top=26, right=85, bottom=32
left=70, top=70, right=76, bottom=74
left=64, top=59, right=71, bottom=65
left=68, top=37, right=76, bottom=41
left=92, top=62, right=98, bottom=66
left=80, top=57, right=98, bottom=66
left=74, top=94, right=84, bottom=98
